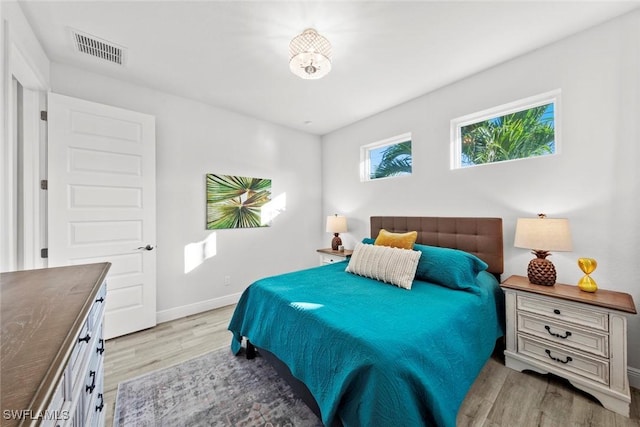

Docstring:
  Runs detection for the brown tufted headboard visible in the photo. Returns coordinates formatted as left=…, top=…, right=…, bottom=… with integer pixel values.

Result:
left=370, top=216, right=504, bottom=275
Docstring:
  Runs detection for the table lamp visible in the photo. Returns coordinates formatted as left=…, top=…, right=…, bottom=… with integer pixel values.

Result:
left=514, top=214, right=572, bottom=286
left=326, top=214, right=347, bottom=251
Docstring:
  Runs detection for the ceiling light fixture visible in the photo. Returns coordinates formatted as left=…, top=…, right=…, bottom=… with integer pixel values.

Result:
left=289, top=28, right=332, bottom=80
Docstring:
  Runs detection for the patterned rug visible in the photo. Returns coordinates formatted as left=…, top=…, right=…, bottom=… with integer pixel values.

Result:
left=113, top=347, right=323, bottom=427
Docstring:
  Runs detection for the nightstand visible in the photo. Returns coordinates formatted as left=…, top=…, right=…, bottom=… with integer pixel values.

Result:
left=316, top=248, right=353, bottom=266
left=501, top=274, right=636, bottom=417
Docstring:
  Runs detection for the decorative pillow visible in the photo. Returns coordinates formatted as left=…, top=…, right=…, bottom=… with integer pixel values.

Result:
left=374, top=229, right=418, bottom=250
left=362, top=237, right=375, bottom=245
left=413, top=243, right=488, bottom=291
left=345, top=242, right=421, bottom=290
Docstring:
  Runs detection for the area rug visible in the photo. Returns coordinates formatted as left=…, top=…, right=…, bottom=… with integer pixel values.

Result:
left=113, top=347, right=323, bottom=427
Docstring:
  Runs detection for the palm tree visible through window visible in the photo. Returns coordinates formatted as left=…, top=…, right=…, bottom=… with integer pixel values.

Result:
left=460, top=104, right=555, bottom=167
left=370, top=141, right=412, bottom=179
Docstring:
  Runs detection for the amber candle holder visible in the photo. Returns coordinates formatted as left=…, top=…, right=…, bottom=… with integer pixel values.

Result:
left=577, top=258, right=598, bottom=293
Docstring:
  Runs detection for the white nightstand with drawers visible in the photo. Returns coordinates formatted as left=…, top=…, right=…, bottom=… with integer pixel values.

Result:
left=501, top=275, right=636, bottom=417
left=316, top=248, right=353, bottom=266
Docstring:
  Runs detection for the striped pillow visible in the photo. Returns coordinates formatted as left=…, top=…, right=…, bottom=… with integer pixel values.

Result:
left=345, top=242, right=421, bottom=290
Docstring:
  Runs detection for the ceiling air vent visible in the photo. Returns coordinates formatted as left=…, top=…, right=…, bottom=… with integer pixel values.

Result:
left=71, top=29, right=125, bottom=65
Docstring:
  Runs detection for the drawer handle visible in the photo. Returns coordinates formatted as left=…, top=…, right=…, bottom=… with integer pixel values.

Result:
left=96, top=393, right=104, bottom=412
left=553, top=309, right=561, bottom=315
left=86, top=370, right=96, bottom=393
left=97, top=339, right=105, bottom=355
left=545, top=325, right=572, bottom=339
left=545, top=349, right=572, bottom=364
left=78, top=333, right=91, bottom=343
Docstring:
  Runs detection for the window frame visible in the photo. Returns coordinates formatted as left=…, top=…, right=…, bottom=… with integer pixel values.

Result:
left=450, top=89, right=561, bottom=169
left=360, top=132, right=412, bottom=182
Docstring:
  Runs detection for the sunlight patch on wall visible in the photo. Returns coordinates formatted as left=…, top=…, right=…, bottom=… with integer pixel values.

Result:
left=184, top=232, right=217, bottom=274
left=261, top=192, right=287, bottom=225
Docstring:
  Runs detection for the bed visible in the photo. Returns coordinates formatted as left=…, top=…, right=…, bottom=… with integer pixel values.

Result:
left=228, top=216, right=505, bottom=427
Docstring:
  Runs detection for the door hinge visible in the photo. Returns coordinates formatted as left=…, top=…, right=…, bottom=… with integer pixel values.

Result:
left=40, top=179, right=48, bottom=190
left=40, top=110, right=48, bottom=121
left=41, top=248, right=48, bottom=258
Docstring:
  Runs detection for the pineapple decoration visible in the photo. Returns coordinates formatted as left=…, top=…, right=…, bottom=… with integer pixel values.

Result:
left=514, top=213, right=573, bottom=286
left=527, top=248, right=557, bottom=286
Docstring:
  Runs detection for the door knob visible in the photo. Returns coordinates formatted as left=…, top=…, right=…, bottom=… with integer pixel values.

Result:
left=137, top=244, right=154, bottom=251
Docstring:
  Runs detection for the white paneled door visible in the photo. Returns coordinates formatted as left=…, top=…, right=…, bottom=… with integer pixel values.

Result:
left=48, top=93, right=156, bottom=339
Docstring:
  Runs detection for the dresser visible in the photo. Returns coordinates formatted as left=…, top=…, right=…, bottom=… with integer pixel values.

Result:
left=1, top=263, right=111, bottom=427
left=501, top=275, right=636, bottom=417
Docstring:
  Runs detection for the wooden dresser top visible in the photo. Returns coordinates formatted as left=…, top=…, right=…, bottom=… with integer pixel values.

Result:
left=501, top=274, right=637, bottom=314
left=0, top=263, right=111, bottom=426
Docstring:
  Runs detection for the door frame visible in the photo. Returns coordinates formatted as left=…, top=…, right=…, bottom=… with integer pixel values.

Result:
left=1, top=27, right=48, bottom=272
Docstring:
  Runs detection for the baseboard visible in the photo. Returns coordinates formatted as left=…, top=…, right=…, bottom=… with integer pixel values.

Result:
left=629, top=366, right=640, bottom=390
left=156, top=292, right=243, bottom=324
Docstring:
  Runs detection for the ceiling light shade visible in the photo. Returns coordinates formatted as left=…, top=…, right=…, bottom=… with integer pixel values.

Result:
left=289, top=28, right=332, bottom=80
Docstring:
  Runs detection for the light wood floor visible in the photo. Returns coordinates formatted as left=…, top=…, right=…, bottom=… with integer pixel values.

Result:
left=104, top=305, right=640, bottom=426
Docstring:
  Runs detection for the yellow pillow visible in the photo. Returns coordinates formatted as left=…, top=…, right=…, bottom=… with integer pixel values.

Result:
left=374, top=229, right=418, bottom=250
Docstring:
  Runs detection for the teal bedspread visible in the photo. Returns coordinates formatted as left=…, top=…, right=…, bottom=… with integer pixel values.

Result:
left=228, top=261, right=504, bottom=427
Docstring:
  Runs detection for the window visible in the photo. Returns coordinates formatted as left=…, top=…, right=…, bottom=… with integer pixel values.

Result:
left=451, top=90, right=560, bottom=169
left=361, top=133, right=412, bottom=181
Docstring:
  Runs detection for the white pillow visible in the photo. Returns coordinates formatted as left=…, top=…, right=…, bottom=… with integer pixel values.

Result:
left=345, top=242, right=421, bottom=290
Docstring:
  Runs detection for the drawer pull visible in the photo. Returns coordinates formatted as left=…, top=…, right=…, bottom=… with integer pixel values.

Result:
left=96, top=393, right=104, bottom=412
left=97, top=339, right=105, bottom=355
left=544, top=325, right=572, bottom=339
left=86, top=370, right=96, bottom=393
left=545, top=349, right=572, bottom=364
left=78, top=333, right=91, bottom=343
left=553, top=309, right=561, bottom=315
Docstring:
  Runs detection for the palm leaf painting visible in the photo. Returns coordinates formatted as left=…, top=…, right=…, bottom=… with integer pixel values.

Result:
left=206, top=174, right=271, bottom=229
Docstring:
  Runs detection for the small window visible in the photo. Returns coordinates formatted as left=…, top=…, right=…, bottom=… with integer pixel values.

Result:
left=361, top=133, right=412, bottom=181
left=451, top=90, right=560, bottom=169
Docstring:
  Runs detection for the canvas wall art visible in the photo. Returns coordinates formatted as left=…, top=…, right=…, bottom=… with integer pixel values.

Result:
left=206, top=174, right=272, bottom=229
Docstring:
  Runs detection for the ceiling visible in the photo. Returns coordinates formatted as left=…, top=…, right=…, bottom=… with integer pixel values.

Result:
left=18, top=1, right=640, bottom=135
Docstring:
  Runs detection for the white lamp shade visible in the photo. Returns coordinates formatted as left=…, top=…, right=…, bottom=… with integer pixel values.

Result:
left=514, top=217, right=572, bottom=252
left=326, top=215, right=347, bottom=233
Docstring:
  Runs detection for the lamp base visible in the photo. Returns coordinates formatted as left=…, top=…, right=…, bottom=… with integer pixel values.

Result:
left=527, top=257, right=557, bottom=286
left=331, top=234, right=342, bottom=251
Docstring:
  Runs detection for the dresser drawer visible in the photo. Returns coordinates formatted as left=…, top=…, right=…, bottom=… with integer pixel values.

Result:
left=320, top=254, right=347, bottom=264
left=517, top=294, right=609, bottom=331
left=82, top=360, right=103, bottom=424
left=40, top=374, right=69, bottom=427
left=69, top=320, right=91, bottom=384
left=88, top=284, right=107, bottom=329
left=83, top=364, right=105, bottom=427
left=517, top=334, right=609, bottom=385
left=517, top=312, right=609, bottom=358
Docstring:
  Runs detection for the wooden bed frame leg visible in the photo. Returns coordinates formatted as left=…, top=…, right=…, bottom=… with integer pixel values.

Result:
left=246, top=340, right=257, bottom=359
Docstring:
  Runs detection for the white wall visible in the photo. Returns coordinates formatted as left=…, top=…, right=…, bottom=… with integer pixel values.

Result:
left=322, top=11, right=640, bottom=375
left=50, top=63, right=323, bottom=321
